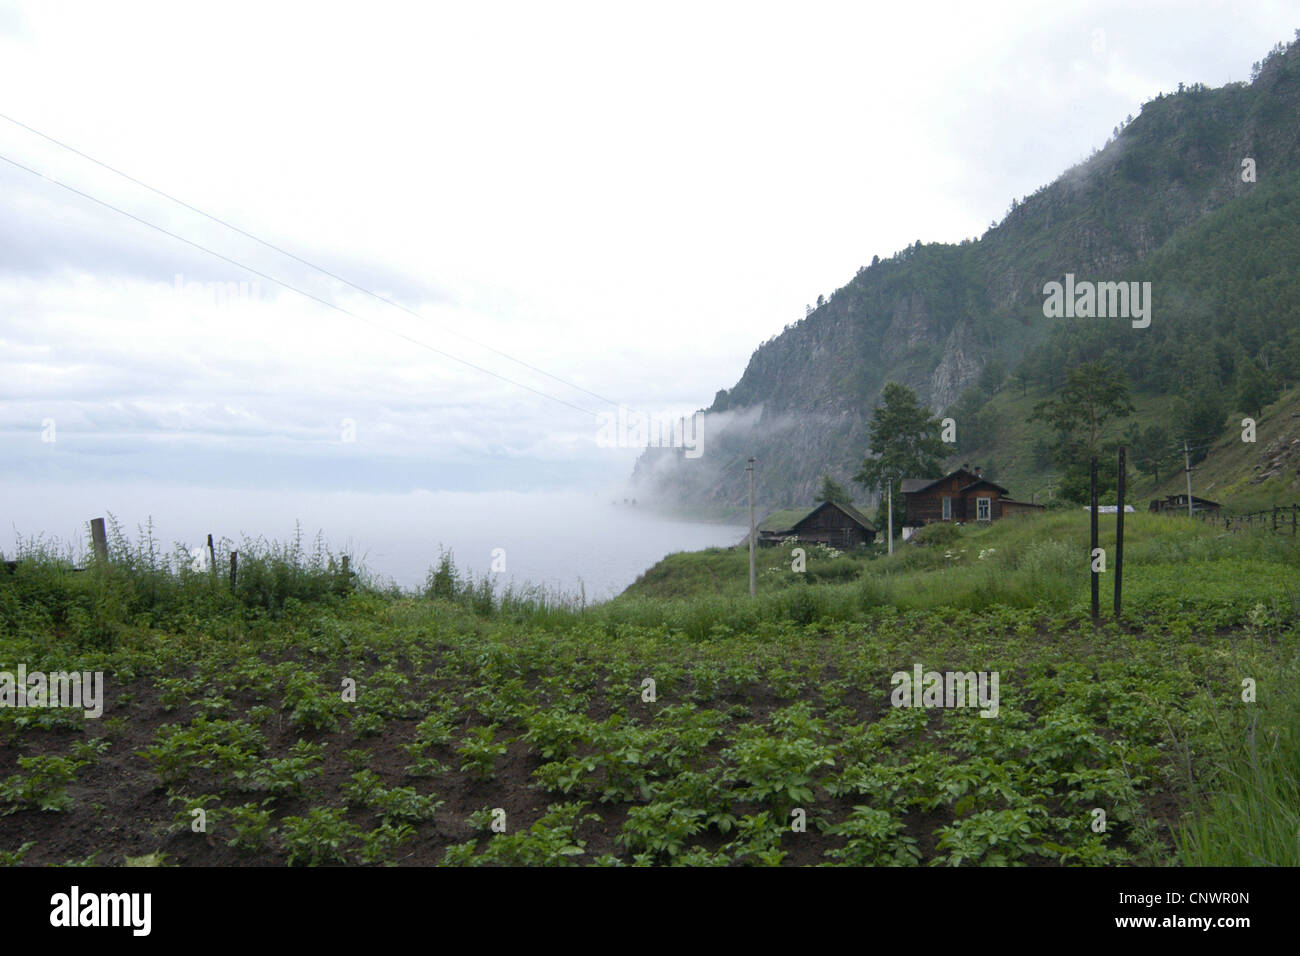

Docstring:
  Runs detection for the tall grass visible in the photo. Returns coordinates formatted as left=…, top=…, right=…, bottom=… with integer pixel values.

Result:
left=0, top=515, right=359, bottom=648
left=1177, top=659, right=1300, bottom=866
left=4, top=509, right=1297, bottom=647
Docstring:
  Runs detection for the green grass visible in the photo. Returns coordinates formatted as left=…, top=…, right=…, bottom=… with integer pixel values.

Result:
left=1176, top=656, right=1300, bottom=866
left=617, top=511, right=1300, bottom=632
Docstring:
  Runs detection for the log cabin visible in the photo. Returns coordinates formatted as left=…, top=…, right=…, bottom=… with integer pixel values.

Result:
left=756, top=500, right=876, bottom=548
left=901, top=466, right=1043, bottom=527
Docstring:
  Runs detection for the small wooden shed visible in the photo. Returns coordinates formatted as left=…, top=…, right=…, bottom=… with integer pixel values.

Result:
left=756, top=500, right=875, bottom=548
left=1148, top=494, right=1221, bottom=514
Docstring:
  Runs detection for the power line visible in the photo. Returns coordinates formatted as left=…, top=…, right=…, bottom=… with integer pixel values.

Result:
left=0, top=111, right=623, bottom=410
left=0, top=151, right=600, bottom=418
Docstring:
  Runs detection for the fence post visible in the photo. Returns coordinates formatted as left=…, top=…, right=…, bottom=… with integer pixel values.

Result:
left=230, top=551, right=238, bottom=589
left=207, top=534, right=216, bottom=577
left=90, top=517, right=108, bottom=566
left=1090, top=456, right=1099, bottom=624
left=341, top=555, right=351, bottom=594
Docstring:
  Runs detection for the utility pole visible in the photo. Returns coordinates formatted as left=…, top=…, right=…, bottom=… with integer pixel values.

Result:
left=747, top=457, right=756, bottom=597
left=1090, top=456, right=1099, bottom=624
left=1114, top=446, right=1126, bottom=619
left=886, top=477, right=894, bottom=556
left=1184, top=439, right=1194, bottom=517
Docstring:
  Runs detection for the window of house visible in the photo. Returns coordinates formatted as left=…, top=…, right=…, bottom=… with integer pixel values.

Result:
left=977, top=497, right=991, bottom=521
left=942, top=496, right=952, bottom=520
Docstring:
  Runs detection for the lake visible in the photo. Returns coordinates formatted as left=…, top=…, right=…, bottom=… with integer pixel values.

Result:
left=1, top=482, right=747, bottom=601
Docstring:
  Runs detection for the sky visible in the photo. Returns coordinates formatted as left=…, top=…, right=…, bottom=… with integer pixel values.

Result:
left=1, top=0, right=1296, bottom=498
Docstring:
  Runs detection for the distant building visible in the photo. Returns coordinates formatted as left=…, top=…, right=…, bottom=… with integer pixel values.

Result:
left=1149, top=494, right=1221, bottom=514
left=755, top=500, right=876, bottom=548
left=901, top=466, right=1043, bottom=526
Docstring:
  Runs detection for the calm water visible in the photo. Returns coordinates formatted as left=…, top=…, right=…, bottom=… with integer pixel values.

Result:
left=2, top=483, right=745, bottom=601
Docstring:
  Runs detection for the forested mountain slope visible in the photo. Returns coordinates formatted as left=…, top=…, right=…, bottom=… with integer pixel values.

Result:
left=633, top=34, right=1300, bottom=511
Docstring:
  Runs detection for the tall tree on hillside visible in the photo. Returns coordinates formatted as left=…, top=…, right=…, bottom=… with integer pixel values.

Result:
left=815, top=475, right=853, bottom=506
left=1167, top=393, right=1228, bottom=466
left=854, top=382, right=947, bottom=532
left=1011, top=363, right=1032, bottom=398
left=1034, top=362, right=1135, bottom=502
left=1237, top=360, right=1279, bottom=419
left=1127, top=422, right=1171, bottom=485
left=1034, top=362, right=1135, bottom=461
left=977, top=359, right=1007, bottom=396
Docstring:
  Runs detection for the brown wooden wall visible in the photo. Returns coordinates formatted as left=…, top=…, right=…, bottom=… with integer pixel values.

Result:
left=905, top=485, right=1005, bottom=525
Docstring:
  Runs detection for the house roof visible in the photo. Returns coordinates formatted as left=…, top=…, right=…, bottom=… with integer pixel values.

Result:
left=902, top=468, right=1007, bottom=496
left=757, top=508, right=815, bottom=533
left=957, top=478, right=1010, bottom=495
left=799, top=499, right=875, bottom=531
left=900, top=478, right=938, bottom=494
left=1164, top=494, right=1221, bottom=505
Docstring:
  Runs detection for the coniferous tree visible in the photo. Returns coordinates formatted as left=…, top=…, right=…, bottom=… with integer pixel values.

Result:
left=1035, top=362, right=1135, bottom=502
left=814, top=475, right=853, bottom=506
left=854, top=383, right=947, bottom=531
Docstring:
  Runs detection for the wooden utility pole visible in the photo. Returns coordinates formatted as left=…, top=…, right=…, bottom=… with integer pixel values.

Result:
left=1114, top=446, right=1126, bottom=619
left=1184, top=439, right=1194, bottom=517
left=747, top=457, right=756, bottom=598
left=887, top=478, right=894, bottom=556
left=1090, top=456, right=1099, bottom=624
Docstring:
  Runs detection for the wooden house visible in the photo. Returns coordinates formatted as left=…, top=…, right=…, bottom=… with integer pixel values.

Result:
left=1148, top=493, right=1221, bottom=514
left=901, top=466, right=1043, bottom=526
left=756, top=500, right=875, bottom=548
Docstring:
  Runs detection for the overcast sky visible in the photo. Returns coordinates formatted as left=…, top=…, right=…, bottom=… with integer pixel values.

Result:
left=1, top=0, right=1295, bottom=497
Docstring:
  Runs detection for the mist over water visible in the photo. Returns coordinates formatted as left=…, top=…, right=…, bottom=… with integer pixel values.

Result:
left=1, top=482, right=746, bottom=601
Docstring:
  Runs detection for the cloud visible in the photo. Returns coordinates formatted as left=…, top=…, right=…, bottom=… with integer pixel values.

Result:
left=1, top=0, right=1295, bottom=499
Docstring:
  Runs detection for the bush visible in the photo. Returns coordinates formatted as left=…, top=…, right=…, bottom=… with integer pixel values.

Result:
left=909, top=523, right=961, bottom=547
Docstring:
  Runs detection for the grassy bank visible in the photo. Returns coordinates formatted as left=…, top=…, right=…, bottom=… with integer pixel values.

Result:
left=615, top=511, right=1300, bottom=632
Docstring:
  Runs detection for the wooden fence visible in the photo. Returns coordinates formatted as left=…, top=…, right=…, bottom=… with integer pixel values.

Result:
left=1193, top=504, right=1300, bottom=536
